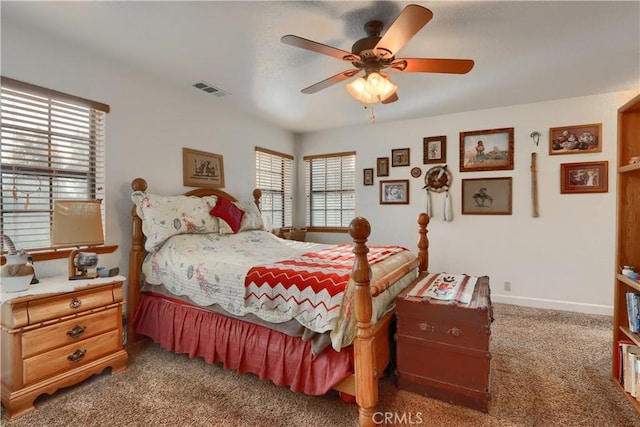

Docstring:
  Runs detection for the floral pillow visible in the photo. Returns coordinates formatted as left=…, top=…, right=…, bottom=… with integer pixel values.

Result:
left=216, top=200, right=265, bottom=234
left=131, top=191, right=219, bottom=252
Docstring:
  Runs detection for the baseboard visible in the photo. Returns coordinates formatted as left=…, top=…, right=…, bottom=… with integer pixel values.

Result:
left=491, top=294, right=613, bottom=316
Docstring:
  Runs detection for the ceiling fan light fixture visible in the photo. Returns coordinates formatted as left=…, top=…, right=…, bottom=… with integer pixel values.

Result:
left=346, top=73, right=397, bottom=104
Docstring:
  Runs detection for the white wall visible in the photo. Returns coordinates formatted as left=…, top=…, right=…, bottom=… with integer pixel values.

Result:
left=2, top=21, right=295, bottom=284
left=298, top=90, right=638, bottom=315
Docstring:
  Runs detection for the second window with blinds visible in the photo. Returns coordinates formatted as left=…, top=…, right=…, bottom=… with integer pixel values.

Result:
left=255, top=147, right=293, bottom=229
left=304, top=151, right=356, bottom=232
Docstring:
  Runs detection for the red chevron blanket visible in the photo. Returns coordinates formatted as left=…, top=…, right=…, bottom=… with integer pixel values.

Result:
left=243, top=244, right=406, bottom=333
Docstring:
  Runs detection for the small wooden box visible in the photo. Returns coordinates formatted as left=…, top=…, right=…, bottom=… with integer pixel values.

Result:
left=395, top=274, right=492, bottom=412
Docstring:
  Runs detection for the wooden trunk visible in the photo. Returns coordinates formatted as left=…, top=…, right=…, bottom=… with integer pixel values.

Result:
left=395, top=275, right=492, bottom=412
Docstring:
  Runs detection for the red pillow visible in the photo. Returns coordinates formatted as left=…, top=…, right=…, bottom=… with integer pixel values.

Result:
left=210, top=197, right=245, bottom=234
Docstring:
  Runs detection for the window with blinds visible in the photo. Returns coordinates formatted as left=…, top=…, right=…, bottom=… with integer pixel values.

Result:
left=1, top=77, right=108, bottom=252
left=255, top=147, right=293, bottom=228
left=304, top=151, right=356, bottom=231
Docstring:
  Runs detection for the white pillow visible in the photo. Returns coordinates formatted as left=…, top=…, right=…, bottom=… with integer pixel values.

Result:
left=131, top=191, right=219, bottom=251
left=217, top=200, right=265, bottom=234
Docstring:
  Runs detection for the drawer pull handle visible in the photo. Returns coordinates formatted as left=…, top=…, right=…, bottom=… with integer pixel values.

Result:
left=70, top=297, right=82, bottom=309
left=66, top=325, right=86, bottom=338
left=447, top=327, right=461, bottom=336
left=67, top=349, right=86, bottom=362
left=419, top=322, right=435, bottom=332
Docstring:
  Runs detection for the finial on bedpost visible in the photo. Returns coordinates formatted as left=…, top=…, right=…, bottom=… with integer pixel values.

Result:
left=131, top=177, right=148, bottom=192
left=349, top=216, right=377, bottom=427
left=253, top=188, right=262, bottom=210
left=417, top=213, right=429, bottom=273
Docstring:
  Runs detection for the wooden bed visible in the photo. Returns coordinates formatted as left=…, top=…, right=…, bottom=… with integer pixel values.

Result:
left=127, top=177, right=429, bottom=427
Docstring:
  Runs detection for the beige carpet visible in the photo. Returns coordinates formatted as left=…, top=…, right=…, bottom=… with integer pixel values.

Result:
left=3, top=303, right=640, bottom=426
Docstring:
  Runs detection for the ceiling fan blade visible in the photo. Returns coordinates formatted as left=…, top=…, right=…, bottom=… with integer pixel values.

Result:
left=391, top=58, right=475, bottom=74
left=381, top=92, right=399, bottom=104
left=374, top=5, right=433, bottom=58
left=281, top=35, right=360, bottom=62
left=301, top=69, right=360, bottom=94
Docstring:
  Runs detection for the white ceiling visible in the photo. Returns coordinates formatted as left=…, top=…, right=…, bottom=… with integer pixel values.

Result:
left=3, top=1, right=639, bottom=134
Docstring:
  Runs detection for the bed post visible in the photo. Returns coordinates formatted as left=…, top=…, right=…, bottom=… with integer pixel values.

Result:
left=127, top=177, right=147, bottom=344
left=417, top=213, right=429, bottom=273
left=349, top=216, right=376, bottom=427
left=253, top=188, right=262, bottom=210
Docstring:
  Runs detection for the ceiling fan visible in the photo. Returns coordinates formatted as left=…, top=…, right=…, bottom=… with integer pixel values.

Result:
left=281, top=4, right=474, bottom=105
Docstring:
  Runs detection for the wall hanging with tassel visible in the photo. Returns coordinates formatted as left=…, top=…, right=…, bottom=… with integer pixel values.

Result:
left=422, top=165, right=453, bottom=221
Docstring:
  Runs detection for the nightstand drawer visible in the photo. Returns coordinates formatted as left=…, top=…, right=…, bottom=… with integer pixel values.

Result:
left=22, top=307, right=120, bottom=357
left=23, top=329, right=121, bottom=385
left=27, top=286, right=115, bottom=324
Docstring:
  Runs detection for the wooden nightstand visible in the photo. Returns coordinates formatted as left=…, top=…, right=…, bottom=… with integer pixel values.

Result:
left=1, top=276, right=128, bottom=420
left=395, top=274, right=493, bottom=412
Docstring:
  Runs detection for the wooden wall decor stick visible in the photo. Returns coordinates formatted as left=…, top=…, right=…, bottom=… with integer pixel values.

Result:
left=531, top=152, right=539, bottom=217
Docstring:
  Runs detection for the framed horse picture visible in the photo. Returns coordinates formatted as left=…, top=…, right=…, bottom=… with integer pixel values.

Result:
left=183, top=148, right=225, bottom=188
left=462, top=177, right=512, bottom=215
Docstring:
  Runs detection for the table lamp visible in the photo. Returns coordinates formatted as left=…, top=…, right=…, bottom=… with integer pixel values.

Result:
left=51, top=200, right=104, bottom=280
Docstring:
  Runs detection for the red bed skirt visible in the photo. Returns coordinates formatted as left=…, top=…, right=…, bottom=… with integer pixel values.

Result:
left=132, top=292, right=354, bottom=395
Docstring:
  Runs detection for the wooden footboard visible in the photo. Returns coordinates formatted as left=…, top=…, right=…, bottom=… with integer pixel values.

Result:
left=127, top=178, right=429, bottom=427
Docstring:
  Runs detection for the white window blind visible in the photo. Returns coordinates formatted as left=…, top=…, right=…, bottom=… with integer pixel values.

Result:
left=304, top=151, right=356, bottom=229
left=255, top=147, right=293, bottom=228
left=1, top=77, right=108, bottom=251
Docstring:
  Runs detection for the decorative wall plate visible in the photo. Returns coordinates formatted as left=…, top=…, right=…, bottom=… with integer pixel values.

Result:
left=423, top=165, right=452, bottom=193
left=410, top=167, right=422, bottom=178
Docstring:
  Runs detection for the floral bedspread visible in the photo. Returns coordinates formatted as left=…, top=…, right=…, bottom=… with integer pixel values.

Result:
left=142, top=230, right=417, bottom=350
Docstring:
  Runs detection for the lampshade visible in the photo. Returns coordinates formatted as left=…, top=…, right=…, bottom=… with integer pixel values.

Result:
left=346, top=72, right=398, bottom=104
left=51, top=200, right=104, bottom=247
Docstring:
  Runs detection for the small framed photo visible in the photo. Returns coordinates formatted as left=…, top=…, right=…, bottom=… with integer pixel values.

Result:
left=183, top=147, right=225, bottom=188
left=380, top=180, right=410, bottom=205
left=461, top=177, right=512, bottom=215
left=363, top=168, right=374, bottom=186
left=560, top=161, right=608, bottom=194
left=392, top=148, right=410, bottom=167
left=549, top=123, right=602, bottom=155
left=410, top=167, right=422, bottom=178
left=460, top=128, right=514, bottom=172
left=377, top=157, right=389, bottom=177
left=424, top=136, right=447, bottom=164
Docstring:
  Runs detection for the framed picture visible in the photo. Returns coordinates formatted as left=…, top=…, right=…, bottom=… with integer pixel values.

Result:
left=380, top=180, right=410, bottom=205
left=549, top=123, right=602, bottom=155
left=459, top=128, right=514, bottom=172
left=461, top=177, right=512, bottom=215
left=410, top=167, right=422, bottom=178
left=392, top=148, right=410, bottom=167
left=182, top=147, right=225, bottom=188
left=560, top=161, right=608, bottom=194
left=377, top=157, right=389, bottom=177
left=363, top=168, right=374, bottom=186
left=423, top=136, right=447, bottom=164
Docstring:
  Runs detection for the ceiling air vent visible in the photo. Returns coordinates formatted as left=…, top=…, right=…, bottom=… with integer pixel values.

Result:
left=192, top=81, right=229, bottom=97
